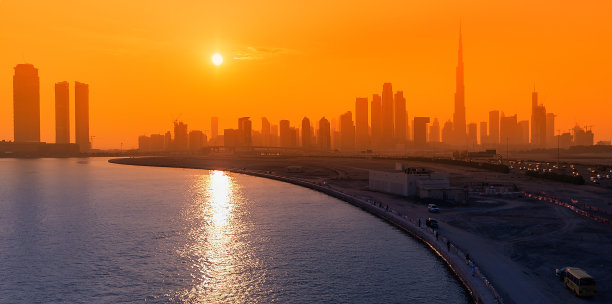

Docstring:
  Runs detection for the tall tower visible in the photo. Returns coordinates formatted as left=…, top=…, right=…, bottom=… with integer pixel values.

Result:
left=370, top=94, right=382, bottom=148
left=355, top=97, right=369, bottom=149
left=453, top=27, right=466, bottom=145
left=13, top=64, right=40, bottom=142
left=55, top=81, right=70, bottom=144
left=394, top=91, right=406, bottom=143
left=75, top=81, right=90, bottom=152
left=381, top=83, right=394, bottom=147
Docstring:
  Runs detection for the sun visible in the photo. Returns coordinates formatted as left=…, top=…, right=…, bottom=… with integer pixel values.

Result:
left=212, top=53, right=223, bottom=66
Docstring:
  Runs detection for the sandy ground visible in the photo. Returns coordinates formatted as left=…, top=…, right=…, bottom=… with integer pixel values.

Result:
left=111, top=155, right=612, bottom=304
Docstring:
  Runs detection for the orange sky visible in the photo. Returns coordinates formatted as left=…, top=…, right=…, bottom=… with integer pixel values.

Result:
left=0, top=0, right=610, bottom=149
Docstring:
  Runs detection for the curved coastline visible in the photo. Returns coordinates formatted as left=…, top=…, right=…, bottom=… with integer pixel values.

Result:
left=109, top=157, right=502, bottom=304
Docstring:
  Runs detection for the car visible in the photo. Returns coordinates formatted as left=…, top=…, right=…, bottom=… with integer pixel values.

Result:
left=427, top=204, right=440, bottom=213
left=426, top=218, right=438, bottom=228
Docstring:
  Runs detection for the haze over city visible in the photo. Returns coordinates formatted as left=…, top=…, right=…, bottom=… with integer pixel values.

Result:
left=0, top=1, right=611, bottom=149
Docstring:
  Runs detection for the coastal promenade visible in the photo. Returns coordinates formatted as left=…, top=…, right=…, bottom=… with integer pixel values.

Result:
left=109, top=155, right=612, bottom=304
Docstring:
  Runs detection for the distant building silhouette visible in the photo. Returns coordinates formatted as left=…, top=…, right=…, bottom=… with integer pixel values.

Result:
left=467, top=123, right=477, bottom=148
left=370, top=94, right=382, bottom=149
left=150, top=134, right=165, bottom=151
left=573, top=125, right=594, bottom=146
left=75, top=81, right=90, bottom=152
left=279, top=120, right=291, bottom=147
left=452, top=28, right=467, bottom=145
left=211, top=116, right=219, bottom=139
left=271, top=124, right=279, bottom=147
left=301, top=117, right=311, bottom=149
left=394, top=91, right=406, bottom=144
left=262, top=117, right=271, bottom=146
left=355, top=97, right=369, bottom=149
left=429, top=118, right=440, bottom=143
left=189, top=130, right=206, bottom=151
left=442, top=120, right=453, bottom=144
left=381, top=83, right=394, bottom=147
left=238, top=117, right=252, bottom=146
left=488, top=110, right=500, bottom=145
left=173, top=121, right=189, bottom=151
left=340, top=111, right=355, bottom=151
left=530, top=90, right=547, bottom=147
left=546, top=113, right=556, bottom=148
left=500, top=113, right=519, bottom=146
left=55, top=81, right=70, bottom=144
left=518, top=120, right=529, bottom=145
left=164, top=131, right=172, bottom=150
left=13, top=64, right=40, bottom=142
left=318, top=117, right=331, bottom=151
left=479, top=122, right=487, bottom=146
left=413, top=117, right=430, bottom=148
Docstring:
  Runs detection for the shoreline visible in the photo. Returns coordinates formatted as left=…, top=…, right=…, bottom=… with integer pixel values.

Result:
left=109, top=157, right=501, bottom=304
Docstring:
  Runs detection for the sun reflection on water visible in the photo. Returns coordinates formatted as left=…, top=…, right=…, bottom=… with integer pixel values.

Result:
left=209, top=170, right=233, bottom=228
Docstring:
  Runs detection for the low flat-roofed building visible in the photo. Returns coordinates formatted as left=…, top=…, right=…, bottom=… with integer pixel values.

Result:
left=369, top=163, right=467, bottom=202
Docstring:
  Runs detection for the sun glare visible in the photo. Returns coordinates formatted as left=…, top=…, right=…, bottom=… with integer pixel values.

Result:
left=212, top=53, right=223, bottom=66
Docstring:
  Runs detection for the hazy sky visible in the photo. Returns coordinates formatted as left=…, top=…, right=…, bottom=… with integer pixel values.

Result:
left=0, top=0, right=610, bottom=148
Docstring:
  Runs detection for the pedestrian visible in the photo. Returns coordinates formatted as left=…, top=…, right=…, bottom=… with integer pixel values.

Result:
left=446, top=240, right=450, bottom=251
left=418, top=218, right=421, bottom=227
left=472, top=264, right=476, bottom=276
left=465, top=253, right=470, bottom=262
left=435, top=231, right=439, bottom=240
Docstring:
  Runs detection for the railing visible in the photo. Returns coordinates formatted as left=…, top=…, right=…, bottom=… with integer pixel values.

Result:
left=522, top=191, right=611, bottom=225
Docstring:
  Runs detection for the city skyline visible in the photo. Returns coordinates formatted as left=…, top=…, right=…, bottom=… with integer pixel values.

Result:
left=1, top=2, right=611, bottom=148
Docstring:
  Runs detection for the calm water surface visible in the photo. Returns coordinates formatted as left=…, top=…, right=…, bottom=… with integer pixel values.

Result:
left=0, top=158, right=469, bottom=303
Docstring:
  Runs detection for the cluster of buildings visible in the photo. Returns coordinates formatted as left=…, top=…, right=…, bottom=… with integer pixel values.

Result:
left=1, top=64, right=90, bottom=155
left=138, top=29, right=599, bottom=154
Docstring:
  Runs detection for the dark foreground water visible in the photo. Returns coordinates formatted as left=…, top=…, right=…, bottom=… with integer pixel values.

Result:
left=0, top=158, right=469, bottom=303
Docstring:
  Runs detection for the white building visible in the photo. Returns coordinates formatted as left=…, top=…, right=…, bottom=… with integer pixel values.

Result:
left=369, top=163, right=466, bottom=202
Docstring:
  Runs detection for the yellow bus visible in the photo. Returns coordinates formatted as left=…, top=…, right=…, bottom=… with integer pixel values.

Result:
left=564, top=267, right=596, bottom=297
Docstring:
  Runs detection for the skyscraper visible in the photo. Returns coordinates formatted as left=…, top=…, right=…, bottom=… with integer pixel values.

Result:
left=488, top=110, right=500, bottom=145
left=318, top=117, right=331, bottom=151
left=211, top=117, right=219, bottom=139
left=75, top=81, right=90, bottom=151
left=429, top=118, right=440, bottom=143
left=262, top=117, right=271, bottom=146
left=370, top=94, right=382, bottom=148
left=381, top=83, right=394, bottom=147
left=394, top=91, right=406, bottom=143
left=355, top=97, right=369, bottom=149
left=518, top=120, right=529, bottom=145
left=452, top=28, right=467, bottom=145
left=340, top=111, right=355, bottom=151
left=500, top=113, right=518, bottom=146
left=279, top=120, right=291, bottom=147
left=467, top=123, right=477, bottom=148
left=413, top=117, right=430, bottom=148
left=13, top=64, right=40, bottom=142
left=173, top=121, right=189, bottom=151
left=479, top=122, right=487, bottom=146
left=546, top=113, right=555, bottom=148
left=530, top=89, right=547, bottom=147
left=442, top=120, right=453, bottom=144
left=238, top=117, right=252, bottom=146
left=55, top=81, right=70, bottom=144
left=301, top=117, right=311, bottom=149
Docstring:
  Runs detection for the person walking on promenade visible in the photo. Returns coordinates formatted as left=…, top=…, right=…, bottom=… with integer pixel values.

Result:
left=446, top=240, right=450, bottom=251
left=435, top=230, right=439, bottom=240
left=418, top=218, right=421, bottom=227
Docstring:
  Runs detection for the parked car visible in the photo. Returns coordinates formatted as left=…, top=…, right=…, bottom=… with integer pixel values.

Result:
left=426, top=218, right=438, bottom=228
left=427, top=204, right=440, bottom=213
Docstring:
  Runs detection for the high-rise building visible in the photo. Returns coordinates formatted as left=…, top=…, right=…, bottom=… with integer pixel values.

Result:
left=394, top=91, right=406, bottom=143
left=55, top=81, right=70, bottom=144
left=238, top=117, right=252, bottom=146
left=381, top=83, right=394, bottom=147
left=370, top=94, right=382, bottom=148
left=355, top=97, right=369, bottom=149
left=211, top=117, right=219, bottom=139
left=279, top=120, right=291, bottom=147
left=13, top=64, right=40, bottom=142
left=452, top=28, right=467, bottom=145
left=164, top=131, right=172, bottom=150
left=173, top=121, right=189, bottom=151
left=518, top=120, right=530, bottom=145
left=413, top=117, right=430, bottom=148
left=572, top=125, right=594, bottom=146
left=318, top=117, right=331, bottom=151
left=479, top=122, right=487, bottom=146
left=429, top=118, right=440, bottom=143
left=500, top=113, right=519, bottom=146
left=271, top=124, right=279, bottom=147
left=262, top=117, right=271, bottom=146
left=530, top=90, right=547, bottom=147
left=442, top=120, right=453, bottom=144
left=75, top=81, right=90, bottom=152
left=301, top=117, right=311, bottom=149
left=546, top=113, right=556, bottom=148
left=467, top=123, right=478, bottom=148
left=488, top=110, right=500, bottom=145
left=340, top=111, right=355, bottom=151
left=189, top=130, right=205, bottom=151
